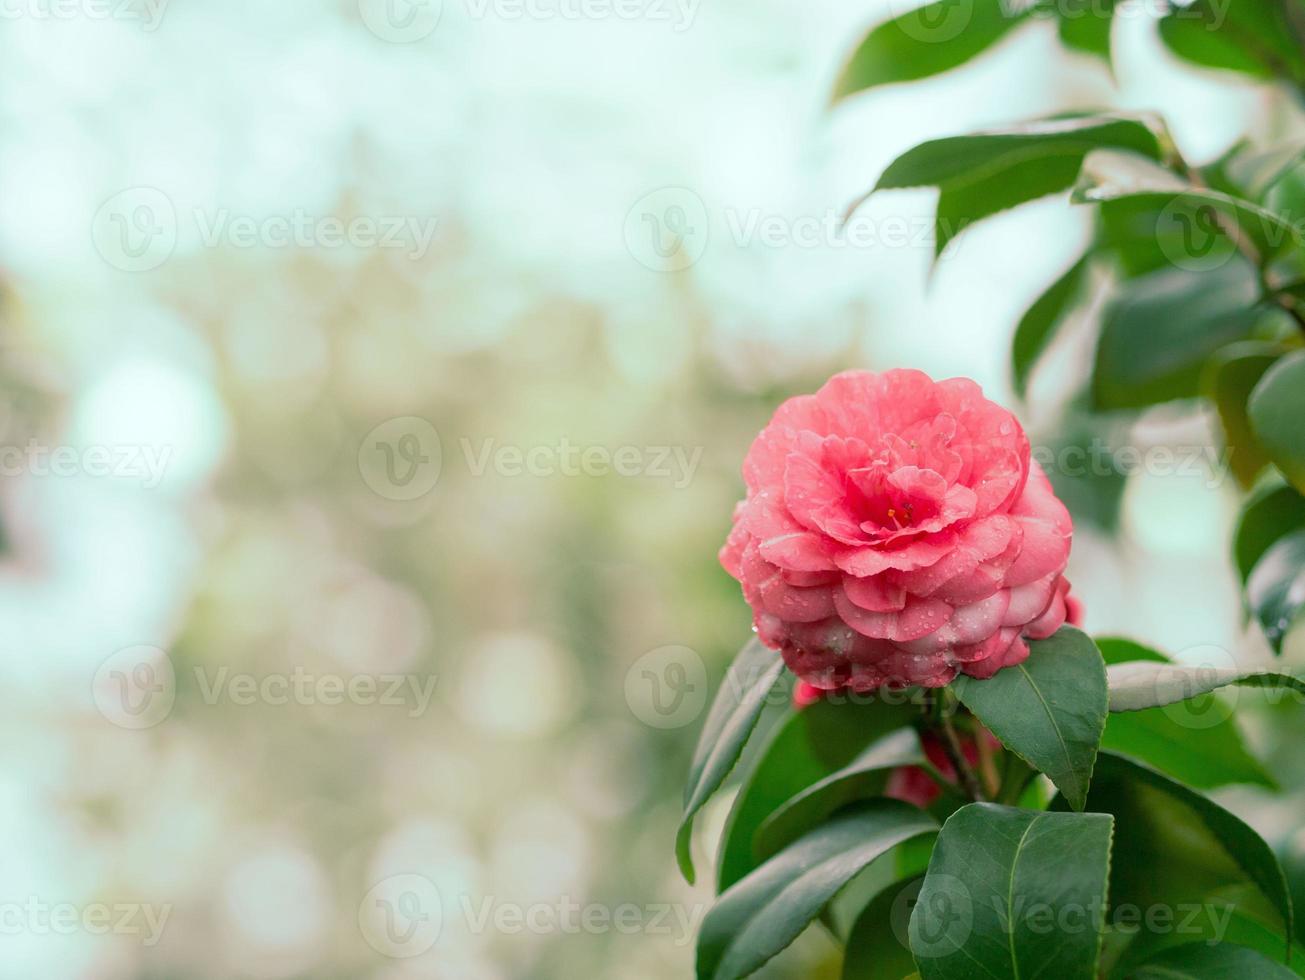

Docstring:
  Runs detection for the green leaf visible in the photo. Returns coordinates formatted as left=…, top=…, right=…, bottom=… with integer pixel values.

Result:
left=1250, top=351, right=1305, bottom=494
left=1107, top=659, right=1305, bottom=711
left=1203, top=342, right=1284, bottom=488
left=909, top=803, right=1114, bottom=979
left=1247, top=528, right=1305, bottom=654
left=1056, top=0, right=1115, bottom=63
left=1131, top=941, right=1298, bottom=979
left=951, top=625, right=1107, bottom=811
left=842, top=875, right=925, bottom=980
left=1095, top=637, right=1273, bottom=790
left=697, top=799, right=937, bottom=980
left=832, top=0, right=1029, bottom=101
left=866, top=115, right=1165, bottom=255
left=678, top=638, right=787, bottom=883
left=1160, top=0, right=1305, bottom=84
left=1056, top=752, right=1293, bottom=969
left=717, top=698, right=918, bottom=891
left=1092, top=261, right=1265, bottom=410
left=1235, top=476, right=1305, bottom=582
left=1075, top=150, right=1299, bottom=265
left=753, top=728, right=927, bottom=863
left=1012, top=253, right=1091, bottom=397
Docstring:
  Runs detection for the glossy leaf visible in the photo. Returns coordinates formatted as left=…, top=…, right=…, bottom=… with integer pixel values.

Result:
left=717, top=698, right=917, bottom=891
left=1012, top=253, right=1090, bottom=396
left=678, top=638, right=787, bottom=883
left=1055, top=753, right=1293, bottom=969
left=865, top=115, right=1164, bottom=255
left=1247, top=529, right=1305, bottom=653
left=697, top=799, right=937, bottom=980
left=909, top=803, right=1113, bottom=979
left=833, top=0, right=1028, bottom=101
left=1250, top=351, right=1305, bottom=494
left=1107, top=659, right=1305, bottom=711
left=952, top=626, right=1107, bottom=811
left=1131, top=941, right=1298, bottom=979
left=753, top=728, right=927, bottom=863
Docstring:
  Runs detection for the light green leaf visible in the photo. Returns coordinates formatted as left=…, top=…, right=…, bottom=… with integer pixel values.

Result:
left=909, top=803, right=1114, bottom=979
left=1250, top=351, right=1305, bottom=494
left=697, top=800, right=937, bottom=980
left=1106, top=659, right=1305, bottom=711
left=951, top=625, right=1107, bottom=811
left=832, top=0, right=1029, bottom=101
left=1056, top=0, right=1115, bottom=64
left=677, top=638, right=786, bottom=883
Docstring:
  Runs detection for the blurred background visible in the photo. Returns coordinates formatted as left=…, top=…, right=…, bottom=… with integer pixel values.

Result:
left=1, top=0, right=1304, bottom=976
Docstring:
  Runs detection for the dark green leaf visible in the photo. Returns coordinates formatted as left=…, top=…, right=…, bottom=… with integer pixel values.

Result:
left=909, top=803, right=1113, bottom=979
left=1012, top=253, right=1091, bottom=396
left=1107, top=659, right=1305, bottom=711
left=1075, top=150, right=1300, bottom=265
left=1247, top=528, right=1305, bottom=653
left=697, top=799, right=937, bottom=980
left=1160, top=0, right=1305, bottom=84
left=1092, top=261, right=1265, bottom=410
left=1131, top=941, right=1298, bottom=979
left=717, top=698, right=917, bottom=891
left=1055, top=752, right=1293, bottom=970
left=1236, top=476, right=1305, bottom=582
left=678, top=638, right=787, bottom=883
left=1250, top=351, right=1305, bottom=494
left=952, top=626, right=1107, bottom=811
left=832, top=0, right=1028, bottom=101
left=842, top=875, right=924, bottom=980
left=754, top=728, right=927, bottom=863
left=1203, top=342, right=1284, bottom=488
left=865, top=115, right=1165, bottom=255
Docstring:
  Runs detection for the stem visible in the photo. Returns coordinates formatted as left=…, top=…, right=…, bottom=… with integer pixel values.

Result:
left=935, top=695, right=986, bottom=802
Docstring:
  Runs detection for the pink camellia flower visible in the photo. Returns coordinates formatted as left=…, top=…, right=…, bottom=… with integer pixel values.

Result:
left=720, top=369, right=1075, bottom=691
